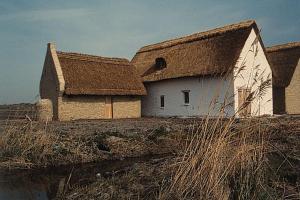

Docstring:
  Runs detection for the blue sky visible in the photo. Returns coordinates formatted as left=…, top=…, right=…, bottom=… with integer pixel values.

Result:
left=0, top=0, right=299, bottom=104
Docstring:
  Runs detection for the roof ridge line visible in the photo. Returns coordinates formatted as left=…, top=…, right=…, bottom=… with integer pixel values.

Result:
left=266, top=42, right=300, bottom=52
left=137, top=20, right=256, bottom=54
left=57, top=51, right=131, bottom=65
left=57, top=51, right=129, bottom=62
left=59, top=56, right=132, bottom=65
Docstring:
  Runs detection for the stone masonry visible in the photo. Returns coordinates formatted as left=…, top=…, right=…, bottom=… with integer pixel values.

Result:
left=286, top=60, right=300, bottom=114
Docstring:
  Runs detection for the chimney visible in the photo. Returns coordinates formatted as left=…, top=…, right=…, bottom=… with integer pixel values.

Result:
left=47, top=42, right=56, bottom=51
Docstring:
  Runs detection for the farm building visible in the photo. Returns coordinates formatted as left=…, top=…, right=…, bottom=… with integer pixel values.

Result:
left=131, top=20, right=273, bottom=117
left=267, top=42, right=300, bottom=115
left=39, top=43, right=146, bottom=121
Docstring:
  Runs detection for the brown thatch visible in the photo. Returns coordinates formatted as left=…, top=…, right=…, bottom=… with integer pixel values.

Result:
left=131, top=20, right=260, bottom=82
left=57, top=52, right=146, bottom=95
left=267, top=42, right=300, bottom=87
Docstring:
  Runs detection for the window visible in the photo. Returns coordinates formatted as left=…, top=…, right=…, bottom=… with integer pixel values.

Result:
left=160, top=95, right=165, bottom=108
left=155, top=57, right=167, bottom=70
left=183, top=90, right=190, bottom=105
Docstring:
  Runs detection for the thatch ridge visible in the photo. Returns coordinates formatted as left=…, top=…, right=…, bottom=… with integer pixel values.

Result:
left=267, top=42, right=300, bottom=53
left=132, top=20, right=258, bottom=82
left=138, top=20, right=256, bottom=53
left=56, top=51, right=146, bottom=96
left=57, top=51, right=130, bottom=65
left=267, top=42, right=300, bottom=87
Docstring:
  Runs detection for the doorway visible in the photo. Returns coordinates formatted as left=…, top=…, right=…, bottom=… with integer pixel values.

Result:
left=105, top=96, right=113, bottom=119
left=238, top=88, right=251, bottom=117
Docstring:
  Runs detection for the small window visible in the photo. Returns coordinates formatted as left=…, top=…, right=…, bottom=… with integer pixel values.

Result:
left=160, top=95, right=165, bottom=108
left=155, top=57, right=167, bottom=70
left=183, top=91, right=190, bottom=105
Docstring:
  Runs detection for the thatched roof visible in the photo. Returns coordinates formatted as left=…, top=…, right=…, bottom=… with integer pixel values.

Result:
left=57, top=51, right=146, bottom=95
left=267, top=42, right=300, bottom=87
left=131, top=20, right=260, bottom=82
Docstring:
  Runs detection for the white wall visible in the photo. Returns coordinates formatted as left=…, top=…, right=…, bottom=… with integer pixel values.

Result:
left=142, top=76, right=234, bottom=117
left=234, top=28, right=273, bottom=116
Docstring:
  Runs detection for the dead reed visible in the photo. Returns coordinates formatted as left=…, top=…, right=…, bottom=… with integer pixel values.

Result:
left=0, top=120, right=100, bottom=169
left=158, top=116, right=276, bottom=200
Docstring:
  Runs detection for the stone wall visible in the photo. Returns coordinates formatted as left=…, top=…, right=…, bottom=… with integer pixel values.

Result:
left=0, top=104, right=36, bottom=120
left=40, top=44, right=61, bottom=120
left=58, top=96, right=141, bottom=121
left=58, top=96, right=106, bottom=121
left=36, top=99, right=53, bottom=122
left=113, top=96, right=141, bottom=118
left=286, top=60, right=300, bottom=114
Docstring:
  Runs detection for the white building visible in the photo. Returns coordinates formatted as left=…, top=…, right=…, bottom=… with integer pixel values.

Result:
left=131, top=20, right=273, bottom=117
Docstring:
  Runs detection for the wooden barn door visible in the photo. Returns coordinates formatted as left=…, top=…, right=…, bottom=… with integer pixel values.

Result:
left=238, top=88, right=251, bottom=117
left=105, top=96, right=113, bottom=119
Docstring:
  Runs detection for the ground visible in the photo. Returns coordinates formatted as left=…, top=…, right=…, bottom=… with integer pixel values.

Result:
left=0, top=117, right=300, bottom=199
left=0, top=118, right=196, bottom=169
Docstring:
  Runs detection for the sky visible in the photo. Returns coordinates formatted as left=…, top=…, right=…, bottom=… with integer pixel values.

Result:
left=0, top=0, right=299, bottom=104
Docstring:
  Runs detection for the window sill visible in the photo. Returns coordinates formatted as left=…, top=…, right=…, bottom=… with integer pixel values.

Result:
left=183, top=104, right=190, bottom=106
left=160, top=107, right=165, bottom=109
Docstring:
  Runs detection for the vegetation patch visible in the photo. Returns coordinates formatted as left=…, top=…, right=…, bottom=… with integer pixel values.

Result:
left=0, top=119, right=181, bottom=170
left=63, top=117, right=300, bottom=200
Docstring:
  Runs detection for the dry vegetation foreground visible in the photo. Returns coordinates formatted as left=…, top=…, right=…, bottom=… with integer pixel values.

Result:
left=0, top=118, right=190, bottom=169
left=0, top=117, right=300, bottom=199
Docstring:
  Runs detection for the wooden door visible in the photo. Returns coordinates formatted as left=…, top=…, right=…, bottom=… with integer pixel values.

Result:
left=238, top=88, right=251, bottom=117
left=105, top=96, right=113, bottom=119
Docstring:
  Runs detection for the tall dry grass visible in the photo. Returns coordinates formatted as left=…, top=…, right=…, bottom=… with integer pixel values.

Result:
left=0, top=120, right=56, bottom=168
left=0, top=120, right=101, bottom=169
left=158, top=117, right=274, bottom=200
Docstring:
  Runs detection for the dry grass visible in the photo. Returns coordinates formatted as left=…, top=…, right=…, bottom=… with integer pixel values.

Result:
left=0, top=121, right=53, bottom=168
left=62, top=117, right=300, bottom=200
left=65, top=158, right=171, bottom=200
left=0, top=119, right=182, bottom=170
left=0, top=120, right=103, bottom=169
left=157, top=116, right=300, bottom=200
left=158, top=117, right=275, bottom=200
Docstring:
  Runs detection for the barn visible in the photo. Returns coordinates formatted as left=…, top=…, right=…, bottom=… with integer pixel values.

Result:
left=39, top=43, right=146, bottom=121
left=267, top=42, right=300, bottom=115
left=131, top=20, right=273, bottom=117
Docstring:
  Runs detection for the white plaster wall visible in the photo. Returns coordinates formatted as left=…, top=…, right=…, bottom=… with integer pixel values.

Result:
left=142, top=76, right=234, bottom=117
left=234, top=29, right=273, bottom=116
